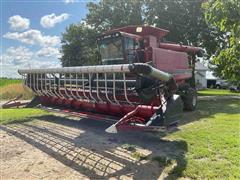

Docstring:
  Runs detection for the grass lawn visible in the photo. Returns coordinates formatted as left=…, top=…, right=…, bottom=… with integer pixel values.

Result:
left=0, top=78, right=21, bottom=87
left=0, top=108, right=49, bottom=124
left=0, top=78, right=34, bottom=100
left=198, top=88, right=240, bottom=96
left=166, top=98, right=240, bottom=179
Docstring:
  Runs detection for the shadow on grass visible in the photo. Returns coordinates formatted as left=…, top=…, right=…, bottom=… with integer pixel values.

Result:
left=1, top=115, right=188, bottom=179
left=180, top=98, right=240, bottom=126
left=2, top=117, right=35, bottom=125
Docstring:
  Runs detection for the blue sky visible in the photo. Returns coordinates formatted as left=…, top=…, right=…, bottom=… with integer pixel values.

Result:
left=1, top=0, right=96, bottom=78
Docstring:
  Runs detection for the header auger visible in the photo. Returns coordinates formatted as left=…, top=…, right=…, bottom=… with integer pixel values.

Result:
left=19, top=26, right=202, bottom=133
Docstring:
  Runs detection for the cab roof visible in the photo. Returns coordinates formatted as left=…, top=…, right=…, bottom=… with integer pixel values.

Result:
left=107, top=25, right=169, bottom=39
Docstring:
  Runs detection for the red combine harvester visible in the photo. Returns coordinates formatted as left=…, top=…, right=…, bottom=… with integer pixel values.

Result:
left=18, top=26, right=202, bottom=133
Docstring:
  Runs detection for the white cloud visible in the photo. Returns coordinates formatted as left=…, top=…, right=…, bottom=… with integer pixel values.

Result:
left=63, top=0, right=77, bottom=4
left=35, top=60, right=61, bottom=69
left=3, top=29, right=60, bottom=47
left=40, top=13, right=69, bottom=28
left=1, top=60, right=61, bottom=78
left=2, top=46, right=33, bottom=65
left=37, top=47, right=62, bottom=58
left=8, top=15, right=30, bottom=31
left=1, top=64, right=21, bottom=78
left=1, top=46, right=61, bottom=78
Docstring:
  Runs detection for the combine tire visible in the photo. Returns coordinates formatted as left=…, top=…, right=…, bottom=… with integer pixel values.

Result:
left=182, top=88, right=197, bottom=111
left=178, top=84, right=197, bottom=111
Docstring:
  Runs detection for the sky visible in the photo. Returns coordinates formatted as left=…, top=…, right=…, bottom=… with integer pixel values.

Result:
left=1, top=0, right=96, bottom=78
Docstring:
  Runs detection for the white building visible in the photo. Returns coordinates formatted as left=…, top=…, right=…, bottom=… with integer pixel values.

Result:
left=195, top=61, right=208, bottom=89
left=206, top=71, right=218, bottom=88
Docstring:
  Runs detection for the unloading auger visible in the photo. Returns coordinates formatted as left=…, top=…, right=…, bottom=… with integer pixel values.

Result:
left=18, top=26, right=203, bottom=133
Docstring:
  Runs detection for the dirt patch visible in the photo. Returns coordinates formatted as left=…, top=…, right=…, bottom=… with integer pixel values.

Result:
left=0, top=114, right=187, bottom=179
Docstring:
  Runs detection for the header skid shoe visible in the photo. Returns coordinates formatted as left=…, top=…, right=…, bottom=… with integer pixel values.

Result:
left=105, top=124, right=118, bottom=133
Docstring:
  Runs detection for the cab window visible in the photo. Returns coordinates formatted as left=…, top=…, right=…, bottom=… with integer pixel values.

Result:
left=124, top=37, right=136, bottom=63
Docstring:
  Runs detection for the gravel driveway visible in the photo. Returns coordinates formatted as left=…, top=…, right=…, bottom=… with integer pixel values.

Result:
left=0, top=113, right=186, bottom=179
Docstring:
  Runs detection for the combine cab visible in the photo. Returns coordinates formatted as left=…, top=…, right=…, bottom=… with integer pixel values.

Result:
left=18, top=26, right=202, bottom=133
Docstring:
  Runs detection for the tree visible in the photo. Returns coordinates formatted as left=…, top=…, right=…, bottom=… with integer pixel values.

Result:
left=86, top=0, right=144, bottom=33
left=61, top=0, right=146, bottom=67
left=61, top=0, right=215, bottom=67
left=203, top=0, right=240, bottom=83
left=86, top=0, right=211, bottom=47
left=145, top=0, right=207, bottom=46
left=60, top=23, right=99, bottom=67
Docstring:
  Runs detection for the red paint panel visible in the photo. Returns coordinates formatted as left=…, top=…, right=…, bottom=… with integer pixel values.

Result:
left=159, top=43, right=202, bottom=53
left=39, top=96, right=157, bottom=119
left=174, top=74, right=192, bottom=81
left=153, top=48, right=189, bottom=71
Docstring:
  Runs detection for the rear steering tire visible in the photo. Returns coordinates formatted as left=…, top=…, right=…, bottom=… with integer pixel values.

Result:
left=181, top=88, right=197, bottom=111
